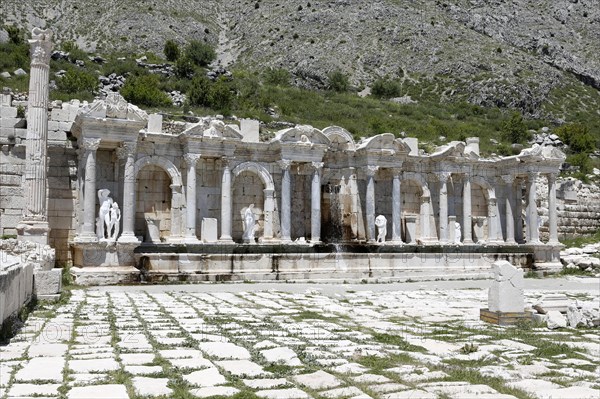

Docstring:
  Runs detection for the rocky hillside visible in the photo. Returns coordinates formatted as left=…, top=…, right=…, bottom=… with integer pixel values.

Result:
left=1, top=0, right=599, bottom=119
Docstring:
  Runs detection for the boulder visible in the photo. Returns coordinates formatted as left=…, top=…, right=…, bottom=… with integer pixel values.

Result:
left=547, top=310, right=567, bottom=329
left=13, top=68, right=27, bottom=76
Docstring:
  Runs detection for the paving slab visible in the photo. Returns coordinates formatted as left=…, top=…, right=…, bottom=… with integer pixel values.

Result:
left=198, top=342, right=251, bottom=360
left=15, top=357, right=64, bottom=382
left=69, top=358, right=119, bottom=373
left=132, top=376, right=172, bottom=397
left=243, top=378, right=290, bottom=389
left=183, top=367, right=227, bottom=387
left=67, top=384, right=129, bottom=399
left=190, top=386, right=240, bottom=398
left=256, top=388, right=311, bottom=399
left=216, top=359, right=272, bottom=377
left=294, top=370, right=343, bottom=390
left=261, top=347, right=302, bottom=366
left=8, top=383, right=61, bottom=396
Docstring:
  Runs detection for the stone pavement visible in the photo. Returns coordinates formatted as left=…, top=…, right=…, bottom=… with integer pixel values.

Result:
left=0, top=278, right=599, bottom=399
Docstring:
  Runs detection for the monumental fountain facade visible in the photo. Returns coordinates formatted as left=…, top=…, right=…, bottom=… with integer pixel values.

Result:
left=0, top=29, right=569, bottom=285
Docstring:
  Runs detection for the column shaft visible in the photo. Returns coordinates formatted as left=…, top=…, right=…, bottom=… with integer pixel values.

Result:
left=462, top=175, right=473, bottom=243
left=515, top=180, right=524, bottom=243
left=80, top=139, right=100, bottom=240
left=437, top=173, right=450, bottom=243
left=548, top=174, right=559, bottom=244
left=280, top=161, right=292, bottom=241
left=391, top=172, right=402, bottom=242
left=220, top=161, right=233, bottom=241
left=184, top=154, right=200, bottom=241
left=366, top=173, right=376, bottom=242
left=527, top=173, right=540, bottom=244
left=504, top=177, right=515, bottom=244
left=310, top=162, right=323, bottom=242
left=118, top=143, right=138, bottom=242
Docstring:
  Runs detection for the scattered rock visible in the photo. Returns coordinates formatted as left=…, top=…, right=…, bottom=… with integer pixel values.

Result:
left=546, top=310, right=567, bottom=329
left=13, top=68, right=27, bottom=76
left=1, top=71, right=11, bottom=79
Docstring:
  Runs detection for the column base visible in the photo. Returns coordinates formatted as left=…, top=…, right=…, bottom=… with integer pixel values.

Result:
left=183, top=236, right=201, bottom=244
left=73, top=233, right=99, bottom=244
left=117, top=233, right=141, bottom=244
left=219, top=236, right=234, bottom=244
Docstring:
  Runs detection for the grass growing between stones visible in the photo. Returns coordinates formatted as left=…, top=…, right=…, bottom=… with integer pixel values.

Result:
left=371, top=332, right=427, bottom=352
left=439, top=367, right=534, bottom=399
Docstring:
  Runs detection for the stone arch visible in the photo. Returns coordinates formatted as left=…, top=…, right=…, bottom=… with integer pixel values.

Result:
left=134, top=155, right=184, bottom=242
left=231, top=162, right=276, bottom=241
left=134, top=156, right=183, bottom=187
left=323, top=126, right=356, bottom=151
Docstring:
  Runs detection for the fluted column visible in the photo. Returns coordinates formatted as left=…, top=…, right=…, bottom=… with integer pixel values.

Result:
left=184, top=153, right=201, bottom=242
left=117, top=142, right=138, bottom=243
left=462, top=174, right=473, bottom=244
left=310, top=162, right=324, bottom=243
left=420, top=194, right=432, bottom=242
left=365, top=165, right=378, bottom=242
left=487, top=197, right=500, bottom=243
left=515, top=178, right=524, bottom=243
left=501, top=175, right=516, bottom=244
left=391, top=168, right=402, bottom=243
left=17, top=28, right=53, bottom=244
left=527, top=172, right=541, bottom=244
left=435, top=172, right=451, bottom=243
left=78, top=138, right=101, bottom=241
left=278, top=160, right=292, bottom=242
left=547, top=173, right=559, bottom=244
left=220, top=158, right=233, bottom=242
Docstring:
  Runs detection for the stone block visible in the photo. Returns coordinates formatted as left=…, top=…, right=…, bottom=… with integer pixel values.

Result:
left=241, top=119, right=260, bottom=143
left=59, top=121, right=73, bottom=131
left=147, top=114, right=162, bottom=133
left=50, top=108, right=68, bottom=122
left=34, top=269, right=62, bottom=296
left=201, top=218, right=218, bottom=243
left=1, top=94, right=11, bottom=107
left=404, top=137, right=419, bottom=155
left=14, top=128, right=27, bottom=138
left=0, top=106, right=17, bottom=118
left=488, top=260, right=524, bottom=313
left=48, top=130, right=68, bottom=141
left=48, top=120, right=60, bottom=131
left=0, top=117, right=20, bottom=128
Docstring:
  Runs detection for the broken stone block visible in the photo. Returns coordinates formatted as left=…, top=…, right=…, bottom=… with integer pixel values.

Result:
left=566, top=305, right=585, bottom=328
left=201, top=218, right=218, bottom=243
left=241, top=118, right=260, bottom=143
left=533, top=293, right=570, bottom=314
left=488, top=260, right=524, bottom=313
left=147, top=113, right=162, bottom=133
left=546, top=310, right=567, bottom=329
left=34, top=268, right=62, bottom=299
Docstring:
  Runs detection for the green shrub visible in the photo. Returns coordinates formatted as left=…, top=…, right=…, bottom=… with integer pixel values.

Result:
left=328, top=70, right=349, bottom=92
left=187, top=75, right=212, bottom=107
left=61, top=41, right=88, bottom=63
left=185, top=40, right=216, bottom=67
left=57, top=68, right=97, bottom=94
left=208, top=79, right=233, bottom=111
left=556, top=123, right=596, bottom=153
left=501, top=112, right=529, bottom=144
left=164, top=39, right=180, bottom=62
left=371, top=78, right=401, bottom=98
left=121, top=74, right=171, bottom=107
left=567, top=153, right=593, bottom=175
left=5, top=25, right=24, bottom=45
left=174, top=56, right=195, bottom=78
left=263, top=68, right=290, bottom=86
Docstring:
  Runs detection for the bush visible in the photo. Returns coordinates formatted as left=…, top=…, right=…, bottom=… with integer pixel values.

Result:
left=371, top=78, right=401, bottom=98
left=568, top=153, right=593, bottom=175
left=61, top=41, right=88, bottom=63
left=121, top=74, right=171, bottom=107
left=174, top=56, right=195, bottom=78
left=187, top=75, right=212, bottom=107
left=57, top=68, right=97, bottom=94
left=328, top=70, right=349, bottom=92
left=501, top=112, right=529, bottom=144
left=555, top=123, right=596, bottom=153
left=263, top=67, right=290, bottom=86
left=185, top=40, right=216, bottom=67
left=5, top=25, right=23, bottom=45
left=164, top=39, right=180, bottom=62
left=208, top=79, right=233, bottom=111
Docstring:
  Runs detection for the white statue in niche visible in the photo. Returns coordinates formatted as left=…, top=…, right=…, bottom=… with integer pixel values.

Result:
left=97, top=189, right=113, bottom=240
left=107, top=202, right=121, bottom=241
left=243, top=204, right=256, bottom=243
left=455, top=222, right=462, bottom=244
left=375, top=215, right=387, bottom=243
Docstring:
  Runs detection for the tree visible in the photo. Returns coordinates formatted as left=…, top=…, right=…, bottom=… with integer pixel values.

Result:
left=501, top=112, right=529, bottom=144
left=187, top=75, right=212, bottom=107
left=263, top=67, right=290, bottom=86
left=5, top=25, right=23, bottom=45
left=185, top=40, right=216, bottom=67
left=121, top=74, right=171, bottom=107
left=555, top=123, right=596, bottom=153
left=328, top=70, right=349, bottom=92
left=174, top=56, right=195, bottom=78
left=164, top=40, right=180, bottom=62
left=371, top=78, right=401, bottom=99
left=57, top=69, right=97, bottom=94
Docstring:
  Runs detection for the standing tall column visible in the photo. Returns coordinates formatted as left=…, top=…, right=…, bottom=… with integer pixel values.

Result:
left=515, top=178, right=524, bottom=243
left=527, top=172, right=541, bottom=244
left=436, top=172, right=451, bottom=243
left=310, top=162, right=324, bottom=243
left=184, top=153, right=201, bottom=242
left=391, top=168, right=403, bottom=243
left=117, top=142, right=138, bottom=243
left=365, top=165, right=378, bottom=242
left=220, top=158, right=233, bottom=242
left=17, top=28, right=53, bottom=244
left=462, top=174, right=473, bottom=244
left=77, top=138, right=101, bottom=241
left=278, top=160, right=292, bottom=242
left=547, top=173, right=559, bottom=244
left=501, top=175, right=516, bottom=244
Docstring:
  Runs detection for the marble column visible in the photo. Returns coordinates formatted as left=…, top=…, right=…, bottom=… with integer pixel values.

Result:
left=501, top=175, right=516, bottom=244
left=365, top=165, right=378, bottom=242
left=436, top=172, right=451, bottom=243
left=462, top=174, right=473, bottom=244
left=310, top=162, right=324, bottom=243
left=17, top=28, right=53, bottom=244
left=487, top=197, right=499, bottom=243
left=420, top=195, right=432, bottom=242
left=278, top=160, right=292, bottom=242
left=515, top=178, right=524, bottom=243
left=220, top=159, right=233, bottom=242
left=391, top=168, right=402, bottom=243
left=547, top=173, right=559, bottom=244
left=78, top=138, right=101, bottom=241
left=184, top=153, right=201, bottom=242
left=526, top=172, right=541, bottom=244
left=117, top=142, right=138, bottom=243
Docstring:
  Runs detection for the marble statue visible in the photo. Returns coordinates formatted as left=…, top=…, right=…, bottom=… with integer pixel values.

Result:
left=455, top=222, right=462, bottom=244
left=108, top=202, right=121, bottom=241
left=375, top=215, right=387, bottom=243
left=243, top=204, right=256, bottom=243
left=97, top=189, right=113, bottom=240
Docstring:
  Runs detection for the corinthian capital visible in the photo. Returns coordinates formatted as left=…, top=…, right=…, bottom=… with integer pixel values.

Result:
left=81, top=138, right=101, bottom=152
left=434, top=171, right=452, bottom=182
left=29, top=28, right=53, bottom=66
left=311, top=162, right=324, bottom=171
left=116, top=141, right=137, bottom=159
left=184, top=153, right=201, bottom=167
left=365, top=165, right=379, bottom=177
left=501, top=174, right=514, bottom=184
left=278, top=159, right=292, bottom=171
